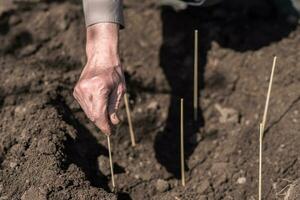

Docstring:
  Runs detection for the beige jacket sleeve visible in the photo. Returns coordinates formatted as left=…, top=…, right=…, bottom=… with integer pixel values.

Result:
left=82, top=0, right=124, bottom=28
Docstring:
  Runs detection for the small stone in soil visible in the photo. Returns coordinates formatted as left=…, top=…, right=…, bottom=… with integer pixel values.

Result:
left=19, top=44, right=38, bottom=57
left=215, top=103, right=239, bottom=124
left=97, top=155, right=111, bottom=176
left=156, top=179, right=169, bottom=193
left=237, top=177, right=246, bottom=184
left=9, top=162, right=17, bottom=168
left=147, top=101, right=159, bottom=110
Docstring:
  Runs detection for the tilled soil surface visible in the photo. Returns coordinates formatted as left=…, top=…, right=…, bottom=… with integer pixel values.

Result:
left=0, top=0, right=300, bottom=199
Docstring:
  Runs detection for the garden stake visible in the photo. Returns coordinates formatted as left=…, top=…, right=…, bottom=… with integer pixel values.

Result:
left=193, top=30, right=198, bottom=122
left=107, top=135, right=115, bottom=189
left=262, top=56, right=277, bottom=133
left=180, top=98, right=185, bottom=186
left=259, top=123, right=263, bottom=200
left=258, top=56, right=277, bottom=200
left=124, top=93, right=136, bottom=147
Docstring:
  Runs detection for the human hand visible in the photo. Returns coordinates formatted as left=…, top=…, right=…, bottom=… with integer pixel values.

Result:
left=73, top=23, right=126, bottom=135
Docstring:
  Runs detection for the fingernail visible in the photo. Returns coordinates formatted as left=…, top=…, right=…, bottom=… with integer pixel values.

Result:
left=110, top=113, right=120, bottom=125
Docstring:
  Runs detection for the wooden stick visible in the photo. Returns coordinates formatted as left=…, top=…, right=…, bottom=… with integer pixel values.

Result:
left=193, top=30, right=199, bottom=122
left=180, top=98, right=185, bottom=186
left=262, top=56, right=277, bottom=132
left=259, top=56, right=277, bottom=200
left=259, top=123, right=263, bottom=200
left=124, top=93, right=136, bottom=147
left=107, top=135, right=115, bottom=189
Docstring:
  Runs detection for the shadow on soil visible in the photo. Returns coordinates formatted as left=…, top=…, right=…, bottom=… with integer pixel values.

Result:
left=154, top=0, right=298, bottom=178
left=53, top=96, right=126, bottom=192
left=117, top=192, right=133, bottom=200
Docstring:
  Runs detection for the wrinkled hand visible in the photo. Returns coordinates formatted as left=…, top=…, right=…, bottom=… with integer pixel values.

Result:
left=73, top=23, right=126, bottom=135
left=74, top=64, right=126, bottom=135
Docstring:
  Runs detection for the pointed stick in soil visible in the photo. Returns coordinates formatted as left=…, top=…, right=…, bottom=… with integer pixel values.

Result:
left=180, top=98, right=185, bottom=186
left=107, top=135, right=115, bottom=189
left=261, top=56, right=277, bottom=133
left=124, top=93, right=136, bottom=147
left=259, top=123, right=263, bottom=200
left=193, top=30, right=199, bottom=122
left=258, top=56, right=277, bottom=200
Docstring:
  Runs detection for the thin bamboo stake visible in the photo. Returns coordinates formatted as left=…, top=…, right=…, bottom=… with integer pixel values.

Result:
left=258, top=56, right=277, bottom=200
left=107, top=135, right=115, bottom=189
left=124, top=93, right=136, bottom=147
left=259, top=123, right=263, bottom=200
left=180, top=98, right=185, bottom=186
left=193, top=30, right=199, bottom=122
left=262, top=56, right=277, bottom=132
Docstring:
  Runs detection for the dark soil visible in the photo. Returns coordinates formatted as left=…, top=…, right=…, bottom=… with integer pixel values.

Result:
left=0, top=0, right=300, bottom=199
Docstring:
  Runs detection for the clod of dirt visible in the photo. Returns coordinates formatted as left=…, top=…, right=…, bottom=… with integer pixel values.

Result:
left=9, top=15, right=21, bottom=26
left=215, top=104, right=239, bottom=124
left=284, top=179, right=300, bottom=200
left=155, top=179, right=170, bottom=193
left=0, top=1, right=15, bottom=16
left=211, top=162, right=229, bottom=187
left=19, top=44, right=38, bottom=57
left=198, top=195, right=207, bottom=200
left=140, top=171, right=152, bottom=181
left=197, top=180, right=210, bottom=194
left=97, top=155, right=111, bottom=176
left=21, top=187, right=46, bottom=200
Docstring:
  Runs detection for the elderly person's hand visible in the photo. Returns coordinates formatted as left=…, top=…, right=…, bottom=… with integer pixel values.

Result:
left=74, top=23, right=126, bottom=135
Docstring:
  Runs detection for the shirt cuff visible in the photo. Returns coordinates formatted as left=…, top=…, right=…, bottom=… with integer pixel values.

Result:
left=83, top=0, right=125, bottom=29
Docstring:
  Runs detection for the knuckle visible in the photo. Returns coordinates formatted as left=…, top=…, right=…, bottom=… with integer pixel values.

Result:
left=91, top=77, right=111, bottom=92
left=93, top=112, right=100, bottom=120
left=72, top=90, right=77, bottom=98
left=74, top=84, right=81, bottom=94
left=99, top=87, right=110, bottom=97
left=73, top=88, right=81, bottom=100
left=77, top=80, right=89, bottom=91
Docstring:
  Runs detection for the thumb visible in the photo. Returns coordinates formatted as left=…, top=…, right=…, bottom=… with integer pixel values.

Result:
left=108, top=84, right=125, bottom=125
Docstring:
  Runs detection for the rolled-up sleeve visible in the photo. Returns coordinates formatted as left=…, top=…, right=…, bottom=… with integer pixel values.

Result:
left=82, top=0, right=124, bottom=28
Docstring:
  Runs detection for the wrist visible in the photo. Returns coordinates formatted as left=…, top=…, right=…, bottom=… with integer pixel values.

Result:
left=86, top=23, right=119, bottom=59
left=86, top=23, right=119, bottom=63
